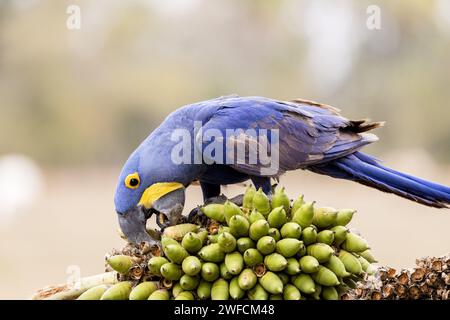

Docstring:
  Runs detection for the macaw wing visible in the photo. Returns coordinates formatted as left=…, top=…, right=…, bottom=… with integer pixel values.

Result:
left=194, top=96, right=380, bottom=177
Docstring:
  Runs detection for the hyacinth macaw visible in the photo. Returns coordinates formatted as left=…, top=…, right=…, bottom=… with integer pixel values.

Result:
left=114, top=95, right=450, bottom=246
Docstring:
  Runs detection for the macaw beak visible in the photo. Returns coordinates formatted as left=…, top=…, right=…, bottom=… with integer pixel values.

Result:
left=117, top=182, right=185, bottom=245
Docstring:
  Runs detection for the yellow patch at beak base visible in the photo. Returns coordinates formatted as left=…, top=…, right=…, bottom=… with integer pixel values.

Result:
left=138, top=182, right=184, bottom=209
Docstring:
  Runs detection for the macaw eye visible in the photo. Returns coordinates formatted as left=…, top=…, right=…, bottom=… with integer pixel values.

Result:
left=125, top=172, right=140, bottom=189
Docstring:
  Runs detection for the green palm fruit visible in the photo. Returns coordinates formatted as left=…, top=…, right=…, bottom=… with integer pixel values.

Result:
left=148, top=256, right=169, bottom=276
left=343, top=277, right=358, bottom=289
left=163, top=223, right=199, bottom=241
left=106, top=255, right=134, bottom=274
left=322, top=286, right=339, bottom=300
left=211, top=279, right=229, bottom=300
left=243, top=248, right=263, bottom=266
left=197, top=229, right=209, bottom=244
left=201, top=262, right=220, bottom=282
left=181, top=232, right=203, bottom=253
left=277, top=273, right=289, bottom=285
left=161, top=236, right=180, bottom=249
left=243, top=185, right=257, bottom=209
left=291, top=201, right=315, bottom=228
left=316, top=230, right=335, bottom=245
left=359, top=249, right=377, bottom=263
left=160, top=262, right=183, bottom=281
left=249, top=219, right=270, bottom=241
left=129, top=282, right=158, bottom=300
left=100, top=281, right=132, bottom=300
left=271, top=187, right=291, bottom=214
left=268, top=228, right=281, bottom=241
left=218, top=226, right=231, bottom=234
left=219, top=262, right=232, bottom=280
left=217, top=232, right=237, bottom=253
left=312, top=266, right=340, bottom=286
left=292, top=274, right=315, bottom=294
left=306, top=243, right=334, bottom=263
left=208, top=234, right=219, bottom=243
left=283, top=284, right=301, bottom=300
left=342, top=233, right=369, bottom=252
left=172, top=283, right=183, bottom=298
left=276, top=239, right=302, bottom=257
left=270, top=294, right=283, bottom=300
left=229, top=277, right=245, bottom=300
left=248, top=210, right=266, bottom=224
left=335, top=209, right=356, bottom=226
left=252, top=188, right=271, bottom=215
left=330, top=226, right=348, bottom=246
left=301, top=226, right=317, bottom=245
left=236, top=237, right=255, bottom=253
left=312, top=207, right=338, bottom=229
left=201, top=203, right=226, bottom=222
left=290, top=195, right=304, bottom=216
left=198, top=243, right=225, bottom=263
left=77, top=285, right=108, bottom=300
left=259, top=271, right=284, bottom=294
left=163, top=243, right=189, bottom=264
left=297, top=243, right=307, bottom=257
left=197, top=279, right=212, bottom=299
left=175, top=291, right=194, bottom=300
left=324, top=255, right=350, bottom=278
left=248, top=284, right=269, bottom=300
left=148, top=289, right=170, bottom=300
left=357, top=256, right=371, bottom=272
left=181, top=256, right=202, bottom=276
left=311, top=284, right=322, bottom=300
left=267, top=206, right=287, bottom=228
left=299, top=255, right=320, bottom=273
left=285, top=258, right=301, bottom=275
left=229, top=215, right=250, bottom=237
left=264, top=253, right=288, bottom=272
left=256, top=236, right=276, bottom=255
left=280, top=222, right=302, bottom=239
left=238, top=268, right=257, bottom=290
left=179, top=274, right=200, bottom=291
left=225, top=251, right=244, bottom=275
left=224, top=200, right=243, bottom=223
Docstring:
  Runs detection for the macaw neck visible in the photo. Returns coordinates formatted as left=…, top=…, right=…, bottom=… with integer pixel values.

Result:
left=137, top=108, right=204, bottom=186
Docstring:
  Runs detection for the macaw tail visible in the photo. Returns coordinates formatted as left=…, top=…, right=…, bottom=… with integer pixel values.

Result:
left=309, top=152, right=450, bottom=208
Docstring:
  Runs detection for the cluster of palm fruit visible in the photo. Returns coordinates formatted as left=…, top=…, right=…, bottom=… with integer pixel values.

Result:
left=81, top=186, right=378, bottom=300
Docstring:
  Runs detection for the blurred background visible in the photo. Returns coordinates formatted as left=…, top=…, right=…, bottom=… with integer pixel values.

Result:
left=0, top=0, right=449, bottom=299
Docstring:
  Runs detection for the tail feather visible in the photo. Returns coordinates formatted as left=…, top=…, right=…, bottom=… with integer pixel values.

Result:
left=309, top=152, right=450, bottom=208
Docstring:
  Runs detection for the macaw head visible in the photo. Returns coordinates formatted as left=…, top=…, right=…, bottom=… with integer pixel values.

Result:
left=114, top=150, right=186, bottom=245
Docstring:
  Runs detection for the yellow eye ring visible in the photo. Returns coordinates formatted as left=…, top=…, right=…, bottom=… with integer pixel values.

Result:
left=125, top=172, right=140, bottom=189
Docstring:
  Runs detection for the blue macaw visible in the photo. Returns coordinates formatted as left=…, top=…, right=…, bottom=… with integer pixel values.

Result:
left=114, top=95, right=450, bottom=246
